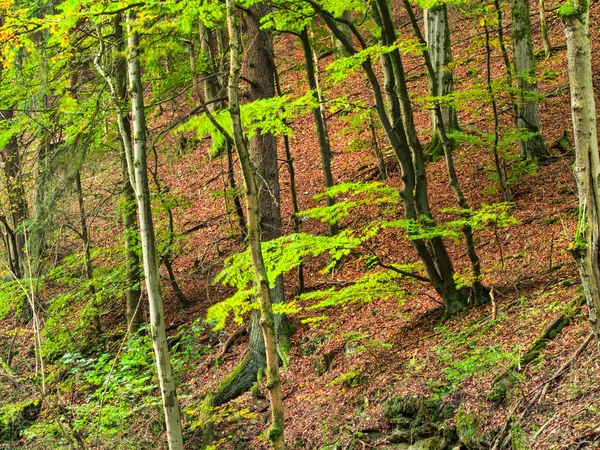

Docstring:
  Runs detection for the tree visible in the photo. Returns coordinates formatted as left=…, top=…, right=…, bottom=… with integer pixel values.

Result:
left=225, top=0, right=286, bottom=447
left=510, top=0, right=548, bottom=162
left=309, top=0, right=485, bottom=316
left=113, top=12, right=143, bottom=335
left=424, top=2, right=458, bottom=155
left=561, top=0, right=600, bottom=339
left=300, top=26, right=338, bottom=237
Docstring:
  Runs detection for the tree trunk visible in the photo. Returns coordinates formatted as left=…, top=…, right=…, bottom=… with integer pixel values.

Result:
left=403, top=0, right=489, bottom=307
left=511, top=0, right=548, bottom=162
left=562, top=2, right=600, bottom=339
left=315, top=0, right=467, bottom=316
left=246, top=2, right=291, bottom=364
left=75, top=170, right=101, bottom=334
left=126, top=10, right=184, bottom=449
left=226, top=1, right=285, bottom=447
left=333, top=10, right=352, bottom=58
left=539, top=0, right=552, bottom=58
left=114, top=13, right=143, bottom=335
left=0, top=109, right=27, bottom=279
left=424, top=4, right=458, bottom=155
left=300, top=27, right=338, bottom=237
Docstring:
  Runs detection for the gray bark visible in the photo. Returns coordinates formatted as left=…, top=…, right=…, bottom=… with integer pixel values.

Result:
left=126, top=11, right=184, bottom=449
left=114, top=13, right=142, bottom=335
left=511, top=0, right=548, bottom=161
left=424, top=4, right=458, bottom=136
left=562, top=2, right=600, bottom=338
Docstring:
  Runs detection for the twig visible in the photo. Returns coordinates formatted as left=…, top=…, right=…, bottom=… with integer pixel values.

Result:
left=531, top=413, right=557, bottom=445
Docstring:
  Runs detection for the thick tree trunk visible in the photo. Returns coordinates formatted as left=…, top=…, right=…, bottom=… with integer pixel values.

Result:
left=562, top=2, right=600, bottom=338
left=424, top=4, right=458, bottom=140
left=226, top=1, right=285, bottom=447
left=126, top=11, right=184, bottom=449
left=246, top=3, right=291, bottom=363
left=511, top=0, right=548, bottom=162
left=114, top=13, right=143, bottom=335
left=333, top=10, right=352, bottom=58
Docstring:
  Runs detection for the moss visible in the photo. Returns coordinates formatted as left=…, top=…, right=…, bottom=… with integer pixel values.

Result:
left=486, top=380, right=508, bottom=404
left=456, top=408, right=489, bottom=449
left=268, top=425, right=283, bottom=441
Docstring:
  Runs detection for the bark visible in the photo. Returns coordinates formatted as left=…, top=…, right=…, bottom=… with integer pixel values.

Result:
left=246, top=2, right=291, bottom=364
left=0, top=109, right=26, bottom=279
left=562, top=1, right=600, bottom=339
left=511, top=0, right=548, bottom=162
left=300, top=27, right=338, bottom=237
left=226, top=1, right=285, bottom=447
left=189, top=31, right=247, bottom=238
left=313, top=0, right=467, bottom=316
left=75, top=171, right=101, bottom=334
left=424, top=4, right=458, bottom=139
left=539, top=0, right=552, bottom=58
left=126, top=11, right=184, bottom=449
left=333, top=10, right=352, bottom=58
left=114, top=13, right=142, bottom=335
left=403, top=0, right=489, bottom=307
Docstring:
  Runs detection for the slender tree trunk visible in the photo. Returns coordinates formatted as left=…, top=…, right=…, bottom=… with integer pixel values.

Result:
left=511, top=0, right=548, bottom=162
left=300, top=27, right=338, bottom=237
left=114, top=13, right=143, bottom=335
left=315, top=0, right=467, bottom=316
left=403, top=0, right=489, bottom=307
left=189, top=33, right=247, bottom=238
left=75, top=170, right=101, bottom=333
left=539, top=0, right=552, bottom=58
left=0, top=109, right=27, bottom=279
left=126, top=11, right=184, bottom=449
left=483, top=12, right=510, bottom=200
left=562, top=2, right=600, bottom=339
left=226, top=1, right=285, bottom=447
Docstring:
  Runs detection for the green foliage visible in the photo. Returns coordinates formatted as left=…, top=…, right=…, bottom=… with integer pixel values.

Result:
left=181, top=92, right=317, bottom=157
left=432, top=345, right=518, bottom=396
left=210, top=182, right=516, bottom=329
left=42, top=248, right=130, bottom=359
left=326, top=42, right=422, bottom=83
left=557, top=0, right=583, bottom=17
left=52, top=332, right=161, bottom=447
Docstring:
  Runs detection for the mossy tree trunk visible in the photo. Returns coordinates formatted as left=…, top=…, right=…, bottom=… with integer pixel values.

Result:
left=113, top=12, right=143, bottom=335
left=562, top=1, right=600, bottom=339
left=226, top=1, right=285, bottom=447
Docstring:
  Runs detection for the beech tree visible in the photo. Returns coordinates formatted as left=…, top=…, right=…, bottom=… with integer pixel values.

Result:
left=562, top=0, right=600, bottom=339
left=225, top=0, right=286, bottom=446
left=424, top=2, right=458, bottom=154
left=510, top=0, right=548, bottom=162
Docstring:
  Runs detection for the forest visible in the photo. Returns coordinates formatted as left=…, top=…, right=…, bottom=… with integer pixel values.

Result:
left=0, top=0, right=599, bottom=448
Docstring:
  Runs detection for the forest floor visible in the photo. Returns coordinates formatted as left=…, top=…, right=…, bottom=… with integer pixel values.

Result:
left=3, top=1, right=600, bottom=450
